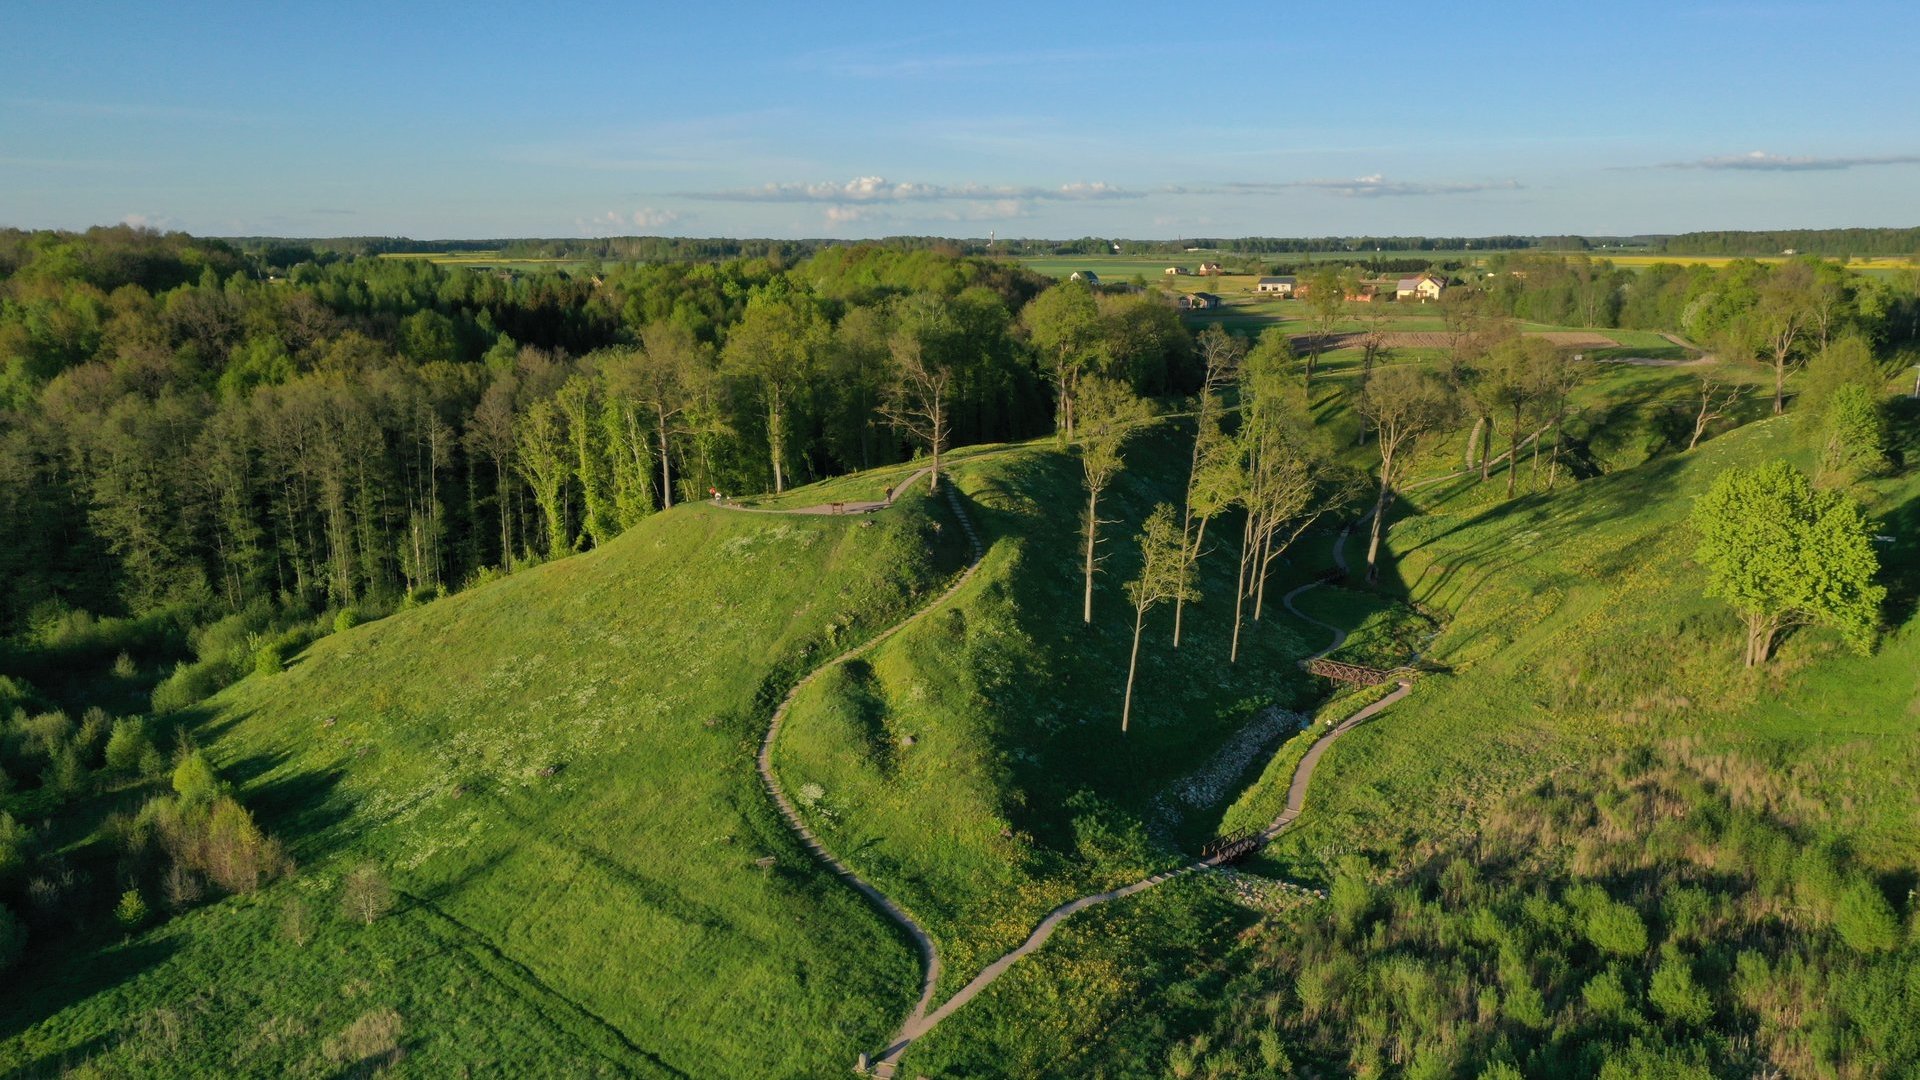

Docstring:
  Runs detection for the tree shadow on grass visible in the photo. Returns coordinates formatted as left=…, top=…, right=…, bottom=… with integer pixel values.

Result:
left=1873, top=489, right=1920, bottom=629
left=0, top=935, right=179, bottom=1048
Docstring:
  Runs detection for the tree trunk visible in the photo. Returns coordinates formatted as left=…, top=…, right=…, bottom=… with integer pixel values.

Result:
left=1122, top=606, right=1145, bottom=732
left=1083, top=487, right=1100, bottom=623
left=929, top=395, right=942, bottom=493
left=655, top=405, right=674, bottom=509
left=768, top=396, right=786, bottom=494
left=1773, top=356, right=1786, bottom=416
left=1253, top=511, right=1273, bottom=621
left=1173, top=515, right=1208, bottom=648
left=1505, top=407, right=1521, bottom=499
left=1230, top=513, right=1252, bottom=662
left=1365, top=453, right=1394, bottom=584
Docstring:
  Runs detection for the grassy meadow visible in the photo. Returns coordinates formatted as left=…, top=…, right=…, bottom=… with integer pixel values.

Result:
left=1, top=492, right=972, bottom=1077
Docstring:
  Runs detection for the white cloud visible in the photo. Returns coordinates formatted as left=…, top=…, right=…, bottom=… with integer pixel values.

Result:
left=1651, top=150, right=1920, bottom=171
left=1211, top=175, right=1522, bottom=198
left=576, top=207, right=689, bottom=235
left=681, top=176, right=1140, bottom=203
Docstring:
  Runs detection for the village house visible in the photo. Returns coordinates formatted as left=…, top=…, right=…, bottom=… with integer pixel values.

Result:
left=1197, top=262, right=1224, bottom=276
left=1164, top=266, right=1191, bottom=276
left=1176, top=292, right=1220, bottom=311
left=1255, top=275, right=1296, bottom=296
left=1345, top=283, right=1380, bottom=303
left=1395, top=273, right=1445, bottom=302
left=1069, top=270, right=1100, bottom=285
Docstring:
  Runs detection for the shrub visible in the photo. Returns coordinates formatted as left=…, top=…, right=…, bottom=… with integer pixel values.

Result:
left=1834, top=879, right=1902, bottom=953
left=1819, top=383, right=1889, bottom=482
left=76, top=707, right=110, bottom=761
left=114, top=888, right=148, bottom=930
left=0, top=814, right=26, bottom=883
left=281, top=897, right=314, bottom=946
left=151, top=657, right=241, bottom=715
left=252, top=641, right=285, bottom=677
left=340, top=863, right=393, bottom=925
left=171, top=749, right=220, bottom=806
left=322, top=1006, right=404, bottom=1069
left=104, top=716, right=150, bottom=774
left=43, top=745, right=85, bottom=795
left=200, top=797, right=285, bottom=893
left=333, top=607, right=360, bottom=633
left=1649, top=955, right=1712, bottom=1026
left=1330, top=855, right=1376, bottom=935
left=1585, top=900, right=1650, bottom=957
left=1582, top=967, right=1636, bottom=1022
left=112, top=651, right=137, bottom=679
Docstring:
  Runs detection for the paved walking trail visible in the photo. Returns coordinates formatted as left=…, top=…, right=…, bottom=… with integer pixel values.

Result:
left=743, top=466, right=973, bottom=1057
left=736, top=465, right=1411, bottom=1079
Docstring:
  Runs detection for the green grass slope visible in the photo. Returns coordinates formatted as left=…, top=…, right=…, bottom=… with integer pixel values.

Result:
left=1259, top=408, right=1920, bottom=877
left=1, top=492, right=969, bottom=1078
left=773, top=425, right=1331, bottom=996
left=890, top=404, right=1917, bottom=1077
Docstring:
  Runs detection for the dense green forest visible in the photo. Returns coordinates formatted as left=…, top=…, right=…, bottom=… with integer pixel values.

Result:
left=1657, top=227, right=1920, bottom=257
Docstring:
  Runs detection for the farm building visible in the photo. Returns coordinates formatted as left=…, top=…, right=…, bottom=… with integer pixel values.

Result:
left=1256, top=275, right=1296, bottom=296
left=1345, top=284, right=1380, bottom=302
left=1198, top=262, right=1224, bottom=275
left=1165, top=266, right=1191, bottom=275
left=1176, top=292, right=1220, bottom=311
left=1070, top=270, right=1101, bottom=285
left=1396, top=273, right=1445, bottom=302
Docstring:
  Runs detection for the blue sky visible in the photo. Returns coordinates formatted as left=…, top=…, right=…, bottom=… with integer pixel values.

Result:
left=3, top=1, right=1917, bottom=239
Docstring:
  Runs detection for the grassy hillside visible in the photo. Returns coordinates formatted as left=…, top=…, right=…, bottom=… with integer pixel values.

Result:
left=1260, top=410, right=1920, bottom=878
left=1, top=492, right=969, bottom=1077
left=896, top=400, right=1919, bottom=1076
left=773, top=424, right=1340, bottom=994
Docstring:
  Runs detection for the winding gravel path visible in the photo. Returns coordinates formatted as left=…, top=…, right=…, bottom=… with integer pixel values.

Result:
left=744, top=471, right=978, bottom=1068
left=867, top=528, right=1410, bottom=1076
left=736, top=470, right=1411, bottom=1077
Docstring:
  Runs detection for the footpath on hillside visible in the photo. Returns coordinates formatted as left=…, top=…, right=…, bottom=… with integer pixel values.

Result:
left=727, top=462, right=1414, bottom=1079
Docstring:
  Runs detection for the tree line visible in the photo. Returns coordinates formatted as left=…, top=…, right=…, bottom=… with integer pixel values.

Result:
left=0, top=229, right=1205, bottom=643
left=1657, top=227, right=1920, bottom=257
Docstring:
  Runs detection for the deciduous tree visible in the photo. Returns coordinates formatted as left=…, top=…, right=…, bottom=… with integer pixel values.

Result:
left=1075, top=377, right=1151, bottom=623
left=1690, top=460, right=1883, bottom=666
left=1121, top=504, right=1194, bottom=732
left=1354, top=367, right=1454, bottom=583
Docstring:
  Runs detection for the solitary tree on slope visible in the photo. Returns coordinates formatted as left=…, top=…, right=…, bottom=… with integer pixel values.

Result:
left=1690, top=460, right=1883, bottom=667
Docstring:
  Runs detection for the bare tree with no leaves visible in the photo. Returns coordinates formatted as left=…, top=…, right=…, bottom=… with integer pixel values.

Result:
left=878, top=331, right=954, bottom=494
left=339, top=862, right=393, bottom=926
left=1687, top=371, right=1745, bottom=451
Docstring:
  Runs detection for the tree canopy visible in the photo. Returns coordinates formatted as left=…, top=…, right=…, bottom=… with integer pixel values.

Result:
left=1690, top=460, right=1884, bottom=666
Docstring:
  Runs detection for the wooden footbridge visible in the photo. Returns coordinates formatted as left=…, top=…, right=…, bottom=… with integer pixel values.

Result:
left=1302, top=657, right=1399, bottom=686
left=1200, top=829, right=1263, bottom=865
